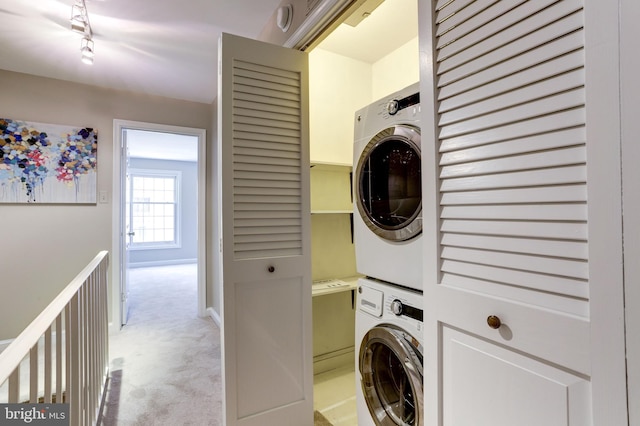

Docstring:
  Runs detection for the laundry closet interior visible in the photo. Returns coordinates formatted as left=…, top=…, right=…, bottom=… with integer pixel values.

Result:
left=308, top=0, right=418, bottom=423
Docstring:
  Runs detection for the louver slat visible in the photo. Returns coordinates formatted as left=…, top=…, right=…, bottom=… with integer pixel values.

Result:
left=437, top=0, right=582, bottom=62
left=232, top=60, right=303, bottom=260
left=439, top=51, right=585, bottom=111
left=441, top=204, right=587, bottom=221
left=439, top=89, right=584, bottom=139
left=435, top=1, right=588, bottom=316
left=440, top=127, right=585, bottom=165
left=440, top=220, right=587, bottom=240
left=441, top=247, right=588, bottom=279
left=436, top=8, right=584, bottom=75
left=436, top=0, right=499, bottom=36
left=440, top=185, right=587, bottom=205
left=440, top=146, right=586, bottom=178
left=441, top=234, right=588, bottom=260
left=438, top=31, right=584, bottom=95
left=440, top=109, right=585, bottom=152
left=439, top=70, right=585, bottom=125
left=440, top=262, right=588, bottom=299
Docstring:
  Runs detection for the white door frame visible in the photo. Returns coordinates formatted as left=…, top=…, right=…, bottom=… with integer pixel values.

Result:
left=112, top=119, right=207, bottom=330
left=621, top=0, right=640, bottom=422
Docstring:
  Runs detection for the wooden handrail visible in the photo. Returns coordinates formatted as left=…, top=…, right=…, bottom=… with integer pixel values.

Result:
left=0, top=251, right=108, bottom=385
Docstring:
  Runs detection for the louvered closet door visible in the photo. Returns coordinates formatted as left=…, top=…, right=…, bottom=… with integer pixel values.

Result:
left=218, top=33, right=312, bottom=426
left=420, top=1, right=602, bottom=425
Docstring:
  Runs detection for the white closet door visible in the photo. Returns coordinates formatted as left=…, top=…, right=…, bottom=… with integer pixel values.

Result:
left=419, top=0, right=627, bottom=424
left=218, top=33, right=312, bottom=426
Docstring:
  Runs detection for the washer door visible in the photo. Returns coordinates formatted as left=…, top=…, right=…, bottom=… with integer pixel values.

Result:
left=359, top=325, right=424, bottom=426
left=356, top=125, right=421, bottom=242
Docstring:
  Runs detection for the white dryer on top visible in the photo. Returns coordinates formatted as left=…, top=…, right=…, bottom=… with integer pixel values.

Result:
left=353, top=83, right=422, bottom=291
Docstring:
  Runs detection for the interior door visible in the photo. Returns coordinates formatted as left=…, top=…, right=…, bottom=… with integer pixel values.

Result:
left=419, top=0, right=625, bottom=424
left=120, top=128, right=131, bottom=326
left=218, top=32, right=312, bottom=426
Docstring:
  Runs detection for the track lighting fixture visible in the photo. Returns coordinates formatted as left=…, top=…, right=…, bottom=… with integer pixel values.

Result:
left=81, top=37, right=94, bottom=65
left=70, top=0, right=94, bottom=65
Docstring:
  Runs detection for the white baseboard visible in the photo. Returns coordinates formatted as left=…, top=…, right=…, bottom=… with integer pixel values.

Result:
left=108, top=321, right=120, bottom=335
left=207, top=307, right=221, bottom=327
left=128, top=258, right=197, bottom=268
left=313, top=347, right=355, bottom=375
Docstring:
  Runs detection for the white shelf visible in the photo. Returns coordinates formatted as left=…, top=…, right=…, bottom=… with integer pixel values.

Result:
left=312, top=277, right=359, bottom=297
left=310, top=161, right=352, bottom=171
left=311, top=209, right=353, bottom=214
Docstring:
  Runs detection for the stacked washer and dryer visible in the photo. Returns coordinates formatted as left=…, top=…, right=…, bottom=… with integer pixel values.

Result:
left=353, top=83, right=424, bottom=426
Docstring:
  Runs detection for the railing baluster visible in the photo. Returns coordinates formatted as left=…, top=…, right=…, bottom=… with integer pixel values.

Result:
left=45, top=326, right=53, bottom=403
left=56, top=313, right=63, bottom=403
left=8, top=366, right=19, bottom=403
left=65, top=304, right=71, bottom=407
left=81, top=284, right=89, bottom=426
left=29, top=344, right=38, bottom=403
left=69, top=293, right=80, bottom=426
left=89, top=271, right=97, bottom=423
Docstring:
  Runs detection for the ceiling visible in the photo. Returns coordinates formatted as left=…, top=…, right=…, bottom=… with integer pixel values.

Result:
left=0, top=0, right=417, bottom=105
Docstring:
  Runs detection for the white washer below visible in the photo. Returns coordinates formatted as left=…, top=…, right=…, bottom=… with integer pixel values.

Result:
left=355, top=278, right=424, bottom=426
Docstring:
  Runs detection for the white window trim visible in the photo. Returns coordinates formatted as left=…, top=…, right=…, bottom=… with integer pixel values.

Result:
left=128, top=168, right=182, bottom=250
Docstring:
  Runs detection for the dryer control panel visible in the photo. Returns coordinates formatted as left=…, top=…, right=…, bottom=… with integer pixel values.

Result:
left=385, top=92, right=420, bottom=116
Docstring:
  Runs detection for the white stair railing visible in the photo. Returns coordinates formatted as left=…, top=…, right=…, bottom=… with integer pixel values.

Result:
left=0, top=251, right=109, bottom=426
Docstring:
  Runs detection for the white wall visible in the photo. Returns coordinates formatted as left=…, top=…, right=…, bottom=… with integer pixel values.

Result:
left=309, top=48, right=372, bottom=165
left=308, top=36, right=419, bottom=166
left=0, top=69, right=212, bottom=340
left=371, top=36, right=420, bottom=100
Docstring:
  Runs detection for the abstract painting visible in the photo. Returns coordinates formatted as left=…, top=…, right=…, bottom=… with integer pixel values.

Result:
left=0, top=118, right=97, bottom=203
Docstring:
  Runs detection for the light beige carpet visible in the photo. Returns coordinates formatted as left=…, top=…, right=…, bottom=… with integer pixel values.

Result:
left=100, top=264, right=222, bottom=425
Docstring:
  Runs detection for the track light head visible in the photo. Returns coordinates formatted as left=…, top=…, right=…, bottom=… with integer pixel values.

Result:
left=81, top=37, right=94, bottom=65
left=70, top=2, right=88, bottom=34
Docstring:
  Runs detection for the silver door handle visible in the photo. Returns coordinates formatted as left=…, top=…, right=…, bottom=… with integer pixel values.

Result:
left=127, top=232, right=135, bottom=236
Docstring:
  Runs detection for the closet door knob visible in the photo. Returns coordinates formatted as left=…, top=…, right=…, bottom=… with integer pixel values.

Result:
left=487, top=315, right=502, bottom=329
left=268, top=266, right=275, bottom=273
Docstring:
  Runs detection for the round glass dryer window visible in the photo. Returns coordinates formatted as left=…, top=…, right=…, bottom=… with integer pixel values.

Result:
left=356, top=125, right=421, bottom=242
left=359, top=325, right=424, bottom=426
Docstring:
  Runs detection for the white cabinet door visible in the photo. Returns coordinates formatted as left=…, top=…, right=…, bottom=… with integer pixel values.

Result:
left=442, top=327, right=591, bottom=426
left=218, top=33, right=313, bottom=426
left=418, top=1, right=627, bottom=424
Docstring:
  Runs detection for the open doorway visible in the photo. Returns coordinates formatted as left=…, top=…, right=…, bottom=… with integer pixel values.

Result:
left=113, top=120, right=206, bottom=328
left=307, top=0, right=418, bottom=424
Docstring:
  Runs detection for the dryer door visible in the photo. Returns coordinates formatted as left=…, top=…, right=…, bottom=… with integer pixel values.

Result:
left=359, top=324, right=424, bottom=426
left=356, top=125, right=421, bottom=242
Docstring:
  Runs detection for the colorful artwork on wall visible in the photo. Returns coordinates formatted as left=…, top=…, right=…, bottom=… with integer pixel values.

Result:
left=0, top=118, right=98, bottom=203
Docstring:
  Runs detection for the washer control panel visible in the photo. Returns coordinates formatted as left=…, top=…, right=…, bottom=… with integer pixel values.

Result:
left=388, top=297, right=423, bottom=322
left=390, top=299, right=404, bottom=315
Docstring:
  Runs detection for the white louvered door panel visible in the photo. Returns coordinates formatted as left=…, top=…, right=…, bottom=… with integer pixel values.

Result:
left=232, top=61, right=304, bottom=260
left=419, top=1, right=606, bottom=425
left=218, top=33, right=313, bottom=426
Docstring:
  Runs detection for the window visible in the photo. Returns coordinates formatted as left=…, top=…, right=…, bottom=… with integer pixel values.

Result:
left=127, top=169, right=181, bottom=249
